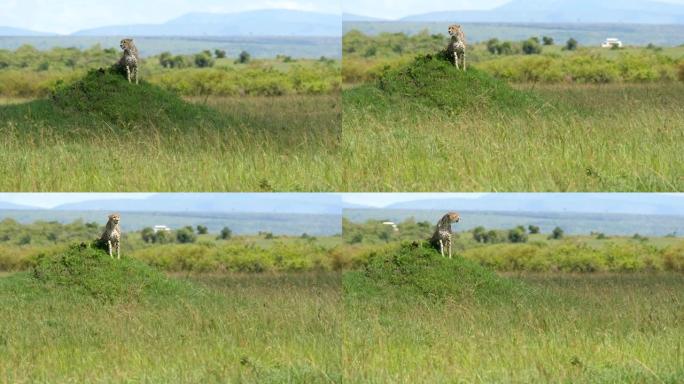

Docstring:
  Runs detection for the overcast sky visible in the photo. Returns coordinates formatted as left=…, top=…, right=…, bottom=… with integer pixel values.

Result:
left=0, top=193, right=156, bottom=208
left=4, top=0, right=684, bottom=33
left=343, top=193, right=486, bottom=207
left=0, top=193, right=345, bottom=209
left=342, top=193, right=683, bottom=209
left=342, top=0, right=684, bottom=19
left=0, top=0, right=341, bottom=34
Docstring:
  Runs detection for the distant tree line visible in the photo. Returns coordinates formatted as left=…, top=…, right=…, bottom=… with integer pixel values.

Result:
left=140, top=225, right=235, bottom=244
left=343, top=218, right=570, bottom=246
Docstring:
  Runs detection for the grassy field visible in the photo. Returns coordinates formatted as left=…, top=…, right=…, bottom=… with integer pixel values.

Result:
left=0, top=78, right=340, bottom=191
left=0, top=253, right=342, bottom=382
left=344, top=271, right=684, bottom=382
left=342, top=56, right=683, bottom=191
left=342, top=243, right=684, bottom=383
left=2, top=243, right=681, bottom=383
left=0, top=46, right=341, bottom=191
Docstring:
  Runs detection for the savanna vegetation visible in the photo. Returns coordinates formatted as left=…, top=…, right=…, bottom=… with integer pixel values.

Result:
left=342, top=31, right=684, bottom=191
left=0, top=217, right=683, bottom=382
left=344, top=242, right=684, bottom=382
left=0, top=218, right=346, bottom=273
left=0, top=245, right=342, bottom=382
left=343, top=218, right=684, bottom=273
left=0, top=44, right=340, bottom=98
left=0, top=45, right=341, bottom=191
left=343, top=30, right=684, bottom=84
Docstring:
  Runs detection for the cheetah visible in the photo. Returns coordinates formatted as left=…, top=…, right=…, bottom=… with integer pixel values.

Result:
left=100, top=213, right=121, bottom=259
left=430, top=212, right=461, bottom=258
left=447, top=24, right=467, bottom=71
left=119, top=38, right=139, bottom=84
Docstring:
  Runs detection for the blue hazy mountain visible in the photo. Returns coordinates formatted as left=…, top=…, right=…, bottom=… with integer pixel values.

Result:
left=400, top=0, right=684, bottom=24
left=0, top=201, right=36, bottom=210
left=49, top=194, right=342, bottom=215
left=0, top=26, right=56, bottom=36
left=72, top=10, right=341, bottom=37
left=383, top=194, right=684, bottom=216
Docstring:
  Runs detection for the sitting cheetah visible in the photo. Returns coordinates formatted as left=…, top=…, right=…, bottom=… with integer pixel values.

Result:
left=100, top=213, right=122, bottom=259
left=446, top=24, right=467, bottom=71
left=119, top=38, right=139, bottom=84
left=430, top=212, right=461, bottom=258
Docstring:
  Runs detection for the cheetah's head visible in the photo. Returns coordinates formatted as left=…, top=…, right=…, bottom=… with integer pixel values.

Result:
left=448, top=25, right=462, bottom=37
left=447, top=212, right=460, bottom=223
left=108, top=213, right=121, bottom=225
left=120, top=39, right=133, bottom=50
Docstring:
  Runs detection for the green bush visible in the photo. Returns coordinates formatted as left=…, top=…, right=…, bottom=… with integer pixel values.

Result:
left=30, top=244, right=189, bottom=303
left=132, top=240, right=337, bottom=273
left=49, top=67, right=222, bottom=125
left=176, top=228, right=197, bottom=244
left=463, top=241, right=672, bottom=273
left=363, top=53, right=541, bottom=114
left=662, top=243, right=684, bottom=271
left=218, top=227, right=232, bottom=240
left=522, top=39, right=543, bottom=55
left=463, top=243, right=551, bottom=272
left=550, top=227, right=564, bottom=240
left=237, top=51, right=251, bottom=64
left=194, top=52, right=215, bottom=68
left=358, top=242, right=530, bottom=302
left=508, top=227, right=528, bottom=243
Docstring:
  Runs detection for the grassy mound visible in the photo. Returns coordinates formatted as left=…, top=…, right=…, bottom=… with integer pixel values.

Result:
left=346, top=53, right=542, bottom=115
left=353, top=241, right=532, bottom=303
left=29, top=244, right=194, bottom=303
left=48, top=67, right=222, bottom=126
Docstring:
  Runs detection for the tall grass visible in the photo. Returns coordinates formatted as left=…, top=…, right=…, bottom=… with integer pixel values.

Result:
left=344, top=270, right=684, bottom=383
left=1, top=243, right=683, bottom=382
left=0, top=93, right=341, bottom=191
left=343, top=77, right=683, bottom=191
left=0, top=270, right=342, bottom=382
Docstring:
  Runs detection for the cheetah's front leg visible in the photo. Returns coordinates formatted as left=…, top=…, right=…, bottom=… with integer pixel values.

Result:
left=126, top=65, right=131, bottom=83
left=116, top=241, right=120, bottom=259
left=134, top=67, right=138, bottom=85
left=439, top=239, right=445, bottom=257
left=453, top=51, right=460, bottom=69
left=107, top=240, right=113, bottom=258
left=463, top=51, right=467, bottom=71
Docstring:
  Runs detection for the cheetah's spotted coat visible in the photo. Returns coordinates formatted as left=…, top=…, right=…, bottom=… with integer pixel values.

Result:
left=119, top=38, right=139, bottom=84
left=100, top=213, right=121, bottom=259
left=430, top=212, right=461, bottom=258
left=447, top=25, right=467, bottom=71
